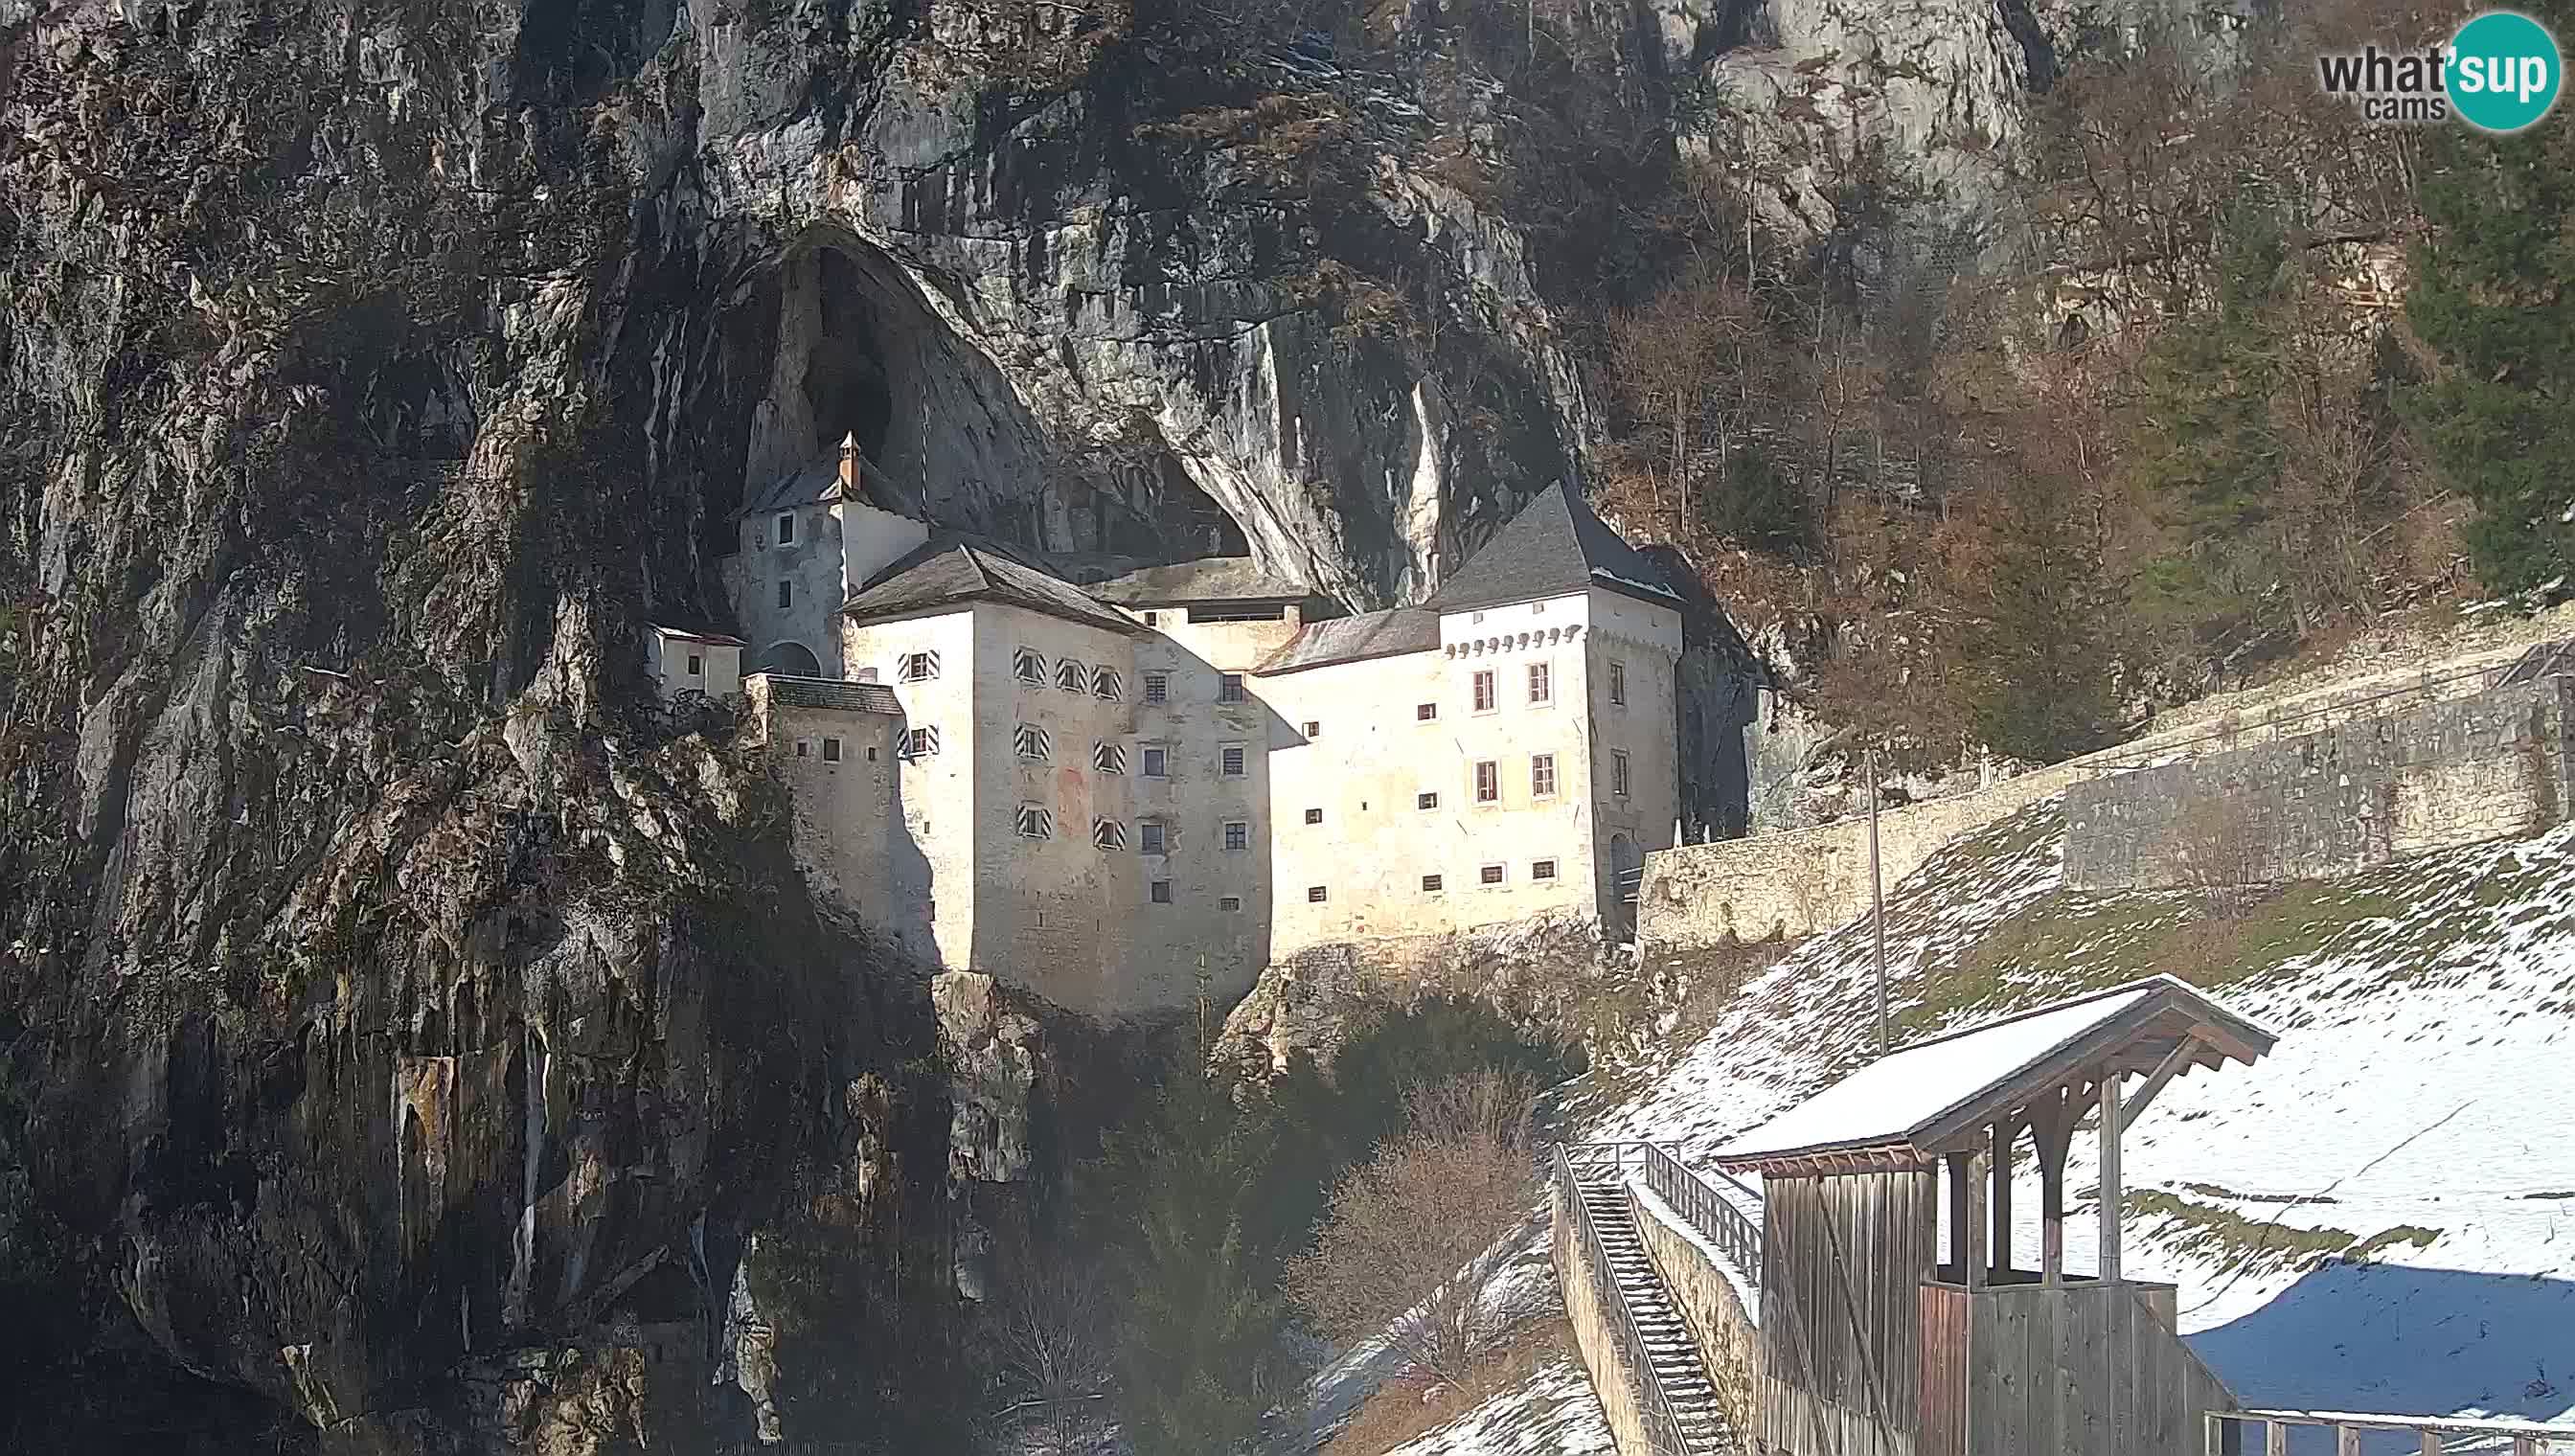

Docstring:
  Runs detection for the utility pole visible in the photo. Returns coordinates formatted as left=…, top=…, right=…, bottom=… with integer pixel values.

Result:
left=1868, top=745, right=1888, bottom=1056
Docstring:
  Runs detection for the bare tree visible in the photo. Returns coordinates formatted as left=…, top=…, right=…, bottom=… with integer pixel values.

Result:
left=2170, top=792, right=2276, bottom=915
left=985, top=1250, right=1116, bottom=1456
left=1285, top=1071, right=1538, bottom=1388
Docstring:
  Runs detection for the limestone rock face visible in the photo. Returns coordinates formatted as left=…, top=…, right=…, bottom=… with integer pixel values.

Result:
left=932, top=969, right=1038, bottom=1192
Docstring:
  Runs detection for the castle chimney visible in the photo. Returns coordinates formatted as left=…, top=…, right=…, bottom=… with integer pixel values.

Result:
left=838, top=432, right=861, bottom=495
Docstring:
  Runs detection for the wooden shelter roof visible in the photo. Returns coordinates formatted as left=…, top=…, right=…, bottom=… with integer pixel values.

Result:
left=1710, top=976, right=2276, bottom=1176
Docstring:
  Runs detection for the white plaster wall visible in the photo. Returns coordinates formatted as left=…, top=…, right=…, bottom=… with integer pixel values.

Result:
left=834, top=496, right=928, bottom=596
left=1585, top=588, right=1685, bottom=919
left=726, top=497, right=851, bottom=675
left=646, top=632, right=742, bottom=700
left=968, top=604, right=1146, bottom=1016
left=1126, top=605, right=1303, bottom=1008
left=844, top=610, right=980, bottom=967
left=761, top=697, right=907, bottom=940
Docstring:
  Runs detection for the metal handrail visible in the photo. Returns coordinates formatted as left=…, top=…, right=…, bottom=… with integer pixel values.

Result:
left=1635, top=1142, right=1764, bottom=1286
left=1554, top=1143, right=1698, bottom=1456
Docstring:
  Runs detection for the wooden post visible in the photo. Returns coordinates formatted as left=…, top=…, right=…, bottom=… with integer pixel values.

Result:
left=2265, top=1419, right=2287, bottom=1456
left=1948, top=1149, right=1972, bottom=1284
left=1991, top=1119, right=2014, bottom=1278
left=1965, top=1149, right=1988, bottom=1289
left=2337, top=1425, right=2361, bottom=1456
left=2099, top=1077, right=2124, bottom=1284
left=2419, top=1433, right=2444, bottom=1454
left=2032, top=1086, right=2076, bottom=1286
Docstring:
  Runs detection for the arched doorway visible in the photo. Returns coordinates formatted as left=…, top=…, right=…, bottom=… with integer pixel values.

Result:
left=758, top=640, right=821, bottom=677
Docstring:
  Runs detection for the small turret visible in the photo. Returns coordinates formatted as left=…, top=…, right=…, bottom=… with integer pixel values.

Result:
left=838, top=432, right=861, bottom=496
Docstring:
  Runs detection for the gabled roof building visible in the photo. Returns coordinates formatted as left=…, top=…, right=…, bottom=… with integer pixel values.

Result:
left=673, top=460, right=1685, bottom=1018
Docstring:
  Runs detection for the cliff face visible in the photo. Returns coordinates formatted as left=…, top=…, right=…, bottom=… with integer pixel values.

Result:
left=0, top=0, right=2098, bottom=1445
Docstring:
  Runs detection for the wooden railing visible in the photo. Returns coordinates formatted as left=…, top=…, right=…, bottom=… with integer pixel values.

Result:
left=1565, top=1141, right=1764, bottom=1288
left=2206, top=1408, right=2574, bottom=1454
left=1554, top=1143, right=1701, bottom=1456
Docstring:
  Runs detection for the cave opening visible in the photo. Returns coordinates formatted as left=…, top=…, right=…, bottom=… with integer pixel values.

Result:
left=802, top=248, right=895, bottom=469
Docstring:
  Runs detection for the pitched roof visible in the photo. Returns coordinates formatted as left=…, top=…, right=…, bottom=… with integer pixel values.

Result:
left=760, top=675, right=903, bottom=715
left=734, top=441, right=907, bottom=519
left=843, top=538, right=1146, bottom=638
left=650, top=623, right=749, bottom=647
left=1426, top=481, right=1680, bottom=614
left=1711, top=976, right=2277, bottom=1172
left=1089, top=556, right=1313, bottom=606
left=1254, top=606, right=1440, bottom=674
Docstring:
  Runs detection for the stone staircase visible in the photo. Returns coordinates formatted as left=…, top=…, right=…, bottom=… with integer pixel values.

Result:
left=1565, top=1159, right=1734, bottom=1454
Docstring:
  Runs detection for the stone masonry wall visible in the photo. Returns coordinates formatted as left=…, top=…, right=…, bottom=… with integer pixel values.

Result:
left=1629, top=1186, right=1761, bottom=1447
left=1643, top=640, right=2571, bottom=953
left=1553, top=1178, right=1659, bottom=1456
left=2064, top=676, right=2574, bottom=892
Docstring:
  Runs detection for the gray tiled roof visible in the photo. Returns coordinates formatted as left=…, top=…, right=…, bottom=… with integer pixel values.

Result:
left=1089, top=556, right=1313, bottom=605
left=843, top=537, right=1146, bottom=638
left=1255, top=606, right=1440, bottom=674
left=651, top=622, right=749, bottom=647
left=761, top=675, right=903, bottom=715
left=734, top=449, right=907, bottom=519
left=1426, top=481, right=1678, bottom=614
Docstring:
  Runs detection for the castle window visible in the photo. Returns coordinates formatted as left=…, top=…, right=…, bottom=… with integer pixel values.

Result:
left=867, top=744, right=878, bottom=762
left=1057, top=659, right=1087, bottom=693
left=1527, top=662, right=1552, bottom=706
left=902, top=726, right=941, bottom=759
left=1014, top=805, right=1052, bottom=839
left=1014, top=724, right=1053, bottom=762
left=1141, top=745, right=1169, bottom=778
left=1144, top=611, right=1161, bottom=626
left=1613, top=750, right=1631, bottom=798
left=1151, top=879, right=1174, bottom=903
left=1417, top=791, right=1438, bottom=810
left=1094, top=668, right=1124, bottom=701
left=1224, top=821, right=1249, bottom=852
left=1531, top=753, right=1558, bottom=798
left=686, top=653, right=703, bottom=676
left=1140, top=820, right=1168, bottom=854
left=1474, top=761, right=1499, bottom=804
left=1093, top=818, right=1128, bottom=851
left=775, top=512, right=796, bottom=545
left=1421, top=874, right=1444, bottom=894
left=1144, top=671, right=1169, bottom=704
left=1480, top=863, right=1505, bottom=886
left=1472, top=671, right=1496, bottom=714
left=1221, top=745, right=1246, bottom=778
left=794, top=739, right=811, bottom=758
left=900, top=650, right=941, bottom=682
left=1013, top=647, right=1046, bottom=685
left=776, top=580, right=792, bottom=608
left=1219, top=673, right=1247, bottom=703
left=1416, top=702, right=1437, bottom=721
left=1303, top=808, right=1322, bottom=826
left=1302, top=720, right=1320, bottom=738
left=1609, top=659, right=1628, bottom=706
left=1532, top=859, right=1558, bottom=880
left=1307, top=885, right=1328, bottom=903
left=1094, top=742, right=1128, bottom=774
left=1219, top=895, right=1242, bottom=912
left=822, top=737, right=843, bottom=762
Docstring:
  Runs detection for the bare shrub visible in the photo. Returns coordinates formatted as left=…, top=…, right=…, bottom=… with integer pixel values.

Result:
left=983, top=1244, right=1116, bottom=1456
left=2169, top=792, right=2274, bottom=914
left=1285, top=1071, right=1538, bottom=1386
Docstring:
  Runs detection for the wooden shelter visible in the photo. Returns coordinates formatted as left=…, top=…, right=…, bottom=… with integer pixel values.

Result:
left=1712, top=976, right=2276, bottom=1456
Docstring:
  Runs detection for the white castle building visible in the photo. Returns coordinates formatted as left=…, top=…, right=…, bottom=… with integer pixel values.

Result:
left=668, top=439, right=1684, bottom=1018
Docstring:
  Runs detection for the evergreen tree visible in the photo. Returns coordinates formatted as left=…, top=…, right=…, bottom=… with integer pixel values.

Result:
left=1969, top=468, right=2120, bottom=763
left=1098, top=1068, right=1291, bottom=1456
left=2404, top=11, right=2575, bottom=598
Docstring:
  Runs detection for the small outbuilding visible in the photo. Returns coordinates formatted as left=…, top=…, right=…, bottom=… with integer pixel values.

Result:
left=1712, top=975, right=2277, bottom=1456
left=646, top=624, right=747, bottom=701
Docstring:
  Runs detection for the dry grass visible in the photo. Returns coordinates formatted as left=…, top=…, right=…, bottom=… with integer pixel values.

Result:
left=1322, top=1317, right=1574, bottom=1456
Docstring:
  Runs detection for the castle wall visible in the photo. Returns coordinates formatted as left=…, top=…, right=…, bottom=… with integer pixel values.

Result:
left=1127, top=607, right=1301, bottom=1009
left=646, top=632, right=741, bottom=701
left=727, top=500, right=853, bottom=675
left=746, top=679, right=910, bottom=945
left=2064, top=675, right=2574, bottom=892
left=843, top=610, right=981, bottom=967
left=966, top=604, right=1148, bottom=1016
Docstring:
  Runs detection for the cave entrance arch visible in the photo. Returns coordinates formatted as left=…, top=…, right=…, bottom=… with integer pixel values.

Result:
left=756, top=641, right=822, bottom=677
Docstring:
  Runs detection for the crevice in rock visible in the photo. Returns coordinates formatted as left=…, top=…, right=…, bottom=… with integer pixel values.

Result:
left=1996, top=0, right=2061, bottom=92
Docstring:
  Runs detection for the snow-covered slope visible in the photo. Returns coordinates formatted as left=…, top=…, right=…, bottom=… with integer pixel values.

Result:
left=1315, top=800, right=2575, bottom=1452
left=1592, top=799, right=2575, bottom=1428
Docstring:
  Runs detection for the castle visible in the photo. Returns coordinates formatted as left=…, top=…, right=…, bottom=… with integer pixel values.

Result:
left=654, top=439, right=1683, bottom=1017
